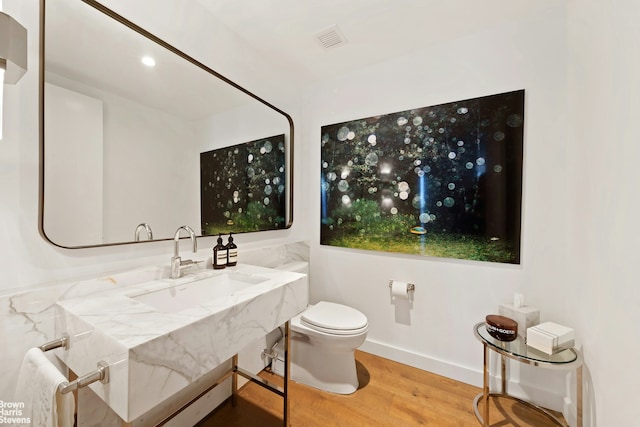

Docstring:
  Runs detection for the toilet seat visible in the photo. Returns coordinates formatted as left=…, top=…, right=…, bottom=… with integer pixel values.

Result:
left=300, top=302, right=368, bottom=336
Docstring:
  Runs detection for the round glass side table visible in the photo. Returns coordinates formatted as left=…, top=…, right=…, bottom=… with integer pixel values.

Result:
left=473, top=322, right=583, bottom=427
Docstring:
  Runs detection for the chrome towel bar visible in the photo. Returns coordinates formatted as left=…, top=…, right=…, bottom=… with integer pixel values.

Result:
left=59, top=361, right=110, bottom=394
left=38, top=336, right=110, bottom=394
left=39, top=334, right=69, bottom=352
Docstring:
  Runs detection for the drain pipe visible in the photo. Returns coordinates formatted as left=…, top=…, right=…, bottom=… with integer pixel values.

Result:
left=260, top=326, right=284, bottom=367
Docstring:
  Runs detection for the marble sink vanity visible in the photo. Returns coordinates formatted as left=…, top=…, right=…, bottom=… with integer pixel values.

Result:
left=54, top=263, right=308, bottom=423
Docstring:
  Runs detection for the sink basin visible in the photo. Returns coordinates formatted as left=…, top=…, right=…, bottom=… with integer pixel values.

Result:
left=132, top=272, right=268, bottom=313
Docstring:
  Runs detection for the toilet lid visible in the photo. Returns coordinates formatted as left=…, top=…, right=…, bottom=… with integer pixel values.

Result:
left=301, top=301, right=368, bottom=332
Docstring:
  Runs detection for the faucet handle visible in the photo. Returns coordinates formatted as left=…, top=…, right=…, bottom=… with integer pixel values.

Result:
left=170, top=255, right=182, bottom=279
left=174, top=258, right=203, bottom=277
left=179, top=259, right=203, bottom=267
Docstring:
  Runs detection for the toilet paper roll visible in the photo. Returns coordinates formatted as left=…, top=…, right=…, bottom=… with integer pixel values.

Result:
left=391, top=281, right=410, bottom=299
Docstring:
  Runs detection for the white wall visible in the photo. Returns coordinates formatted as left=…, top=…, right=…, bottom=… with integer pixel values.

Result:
left=101, top=94, right=199, bottom=243
left=44, top=75, right=200, bottom=245
left=304, top=0, right=574, bottom=416
left=44, top=83, right=104, bottom=246
left=194, top=102, right=289, bottom=151
left=565, top=0, right=640, bottom=425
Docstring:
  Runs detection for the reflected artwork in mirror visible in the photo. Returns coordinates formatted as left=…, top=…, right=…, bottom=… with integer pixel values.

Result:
left=200, top=134, right=286, bottom=235
left=39, top=0, right=293, bottom=248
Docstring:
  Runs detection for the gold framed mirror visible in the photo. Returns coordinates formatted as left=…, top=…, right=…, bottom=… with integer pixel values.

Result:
left=39, top=0, right=294, bottom=248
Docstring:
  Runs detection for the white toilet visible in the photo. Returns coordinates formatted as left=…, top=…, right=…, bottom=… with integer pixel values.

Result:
left=287, top=301, right=368, bottom=394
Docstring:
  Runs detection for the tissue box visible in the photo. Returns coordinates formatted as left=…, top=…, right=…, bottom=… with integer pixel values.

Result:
left=498, top=304, right=540, bottom=339
left=526, top=322, right=575, bottom=354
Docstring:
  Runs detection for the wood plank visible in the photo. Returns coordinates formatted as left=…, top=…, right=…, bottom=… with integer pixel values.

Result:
left=198, top=350, right=566, bottom=427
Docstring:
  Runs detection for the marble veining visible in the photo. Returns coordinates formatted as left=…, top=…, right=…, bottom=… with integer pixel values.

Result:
left=1, top=240, right=309, bottom=425
left=55, top=263, right=308, bottom=421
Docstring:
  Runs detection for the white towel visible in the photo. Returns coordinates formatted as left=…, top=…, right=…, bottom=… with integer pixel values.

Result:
left=14, top=348, right=75, bottom=427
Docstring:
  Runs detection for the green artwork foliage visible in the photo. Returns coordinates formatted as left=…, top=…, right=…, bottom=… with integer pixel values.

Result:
left=201, top=134, right=286, bottom=235
left=320, top=91, right=524, bottom=264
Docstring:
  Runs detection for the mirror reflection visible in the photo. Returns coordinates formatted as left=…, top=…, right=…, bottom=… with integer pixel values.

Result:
left=41, top=0, right=293, bottom=248
left=200, top=134, right=287, bottom=234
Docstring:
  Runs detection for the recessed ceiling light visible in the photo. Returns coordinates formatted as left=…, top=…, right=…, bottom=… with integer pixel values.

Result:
left=141, top=56, right=156, bottom=67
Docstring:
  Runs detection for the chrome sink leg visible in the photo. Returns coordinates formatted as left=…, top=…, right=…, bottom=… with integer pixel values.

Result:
left=232, top=354, right=238, bottom=407
left=283, top=321, right=291, bottom=427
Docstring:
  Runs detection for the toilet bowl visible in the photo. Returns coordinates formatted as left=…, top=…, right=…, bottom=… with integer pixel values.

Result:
left=288, top=301, right=368, bottom=394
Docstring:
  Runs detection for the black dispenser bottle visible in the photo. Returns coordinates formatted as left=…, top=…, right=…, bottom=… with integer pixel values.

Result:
left=226, top=233, right=238, bottom=266
left=213, top=234, right=227, bottom=269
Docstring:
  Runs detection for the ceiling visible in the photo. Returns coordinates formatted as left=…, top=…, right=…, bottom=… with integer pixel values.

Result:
left=194, top=0, right=558, bottom=88
left=43, top=0, right=558, bottom=119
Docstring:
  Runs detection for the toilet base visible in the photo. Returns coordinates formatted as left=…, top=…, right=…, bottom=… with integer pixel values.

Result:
left=274, top=338, right=359, bottom=394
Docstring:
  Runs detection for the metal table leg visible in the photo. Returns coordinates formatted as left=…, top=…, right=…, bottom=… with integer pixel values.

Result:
left=480, top=342, right=489, bottom=426
left=283, top=321, right=291, bottom=427
left=472, top=342, right=490, bottom=426
left=484, top=343, right=489, bottom=426
left=501, top=354, right=507, bottom=394
left=577, top=365, right=583, bottom=427
left=472, top=346, right=567, bottom=426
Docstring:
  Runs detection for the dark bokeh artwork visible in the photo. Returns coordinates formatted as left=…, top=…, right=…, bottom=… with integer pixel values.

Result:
left=320, top=90, right=524, bottom=264
left=200, top=134, right=286, bottom=235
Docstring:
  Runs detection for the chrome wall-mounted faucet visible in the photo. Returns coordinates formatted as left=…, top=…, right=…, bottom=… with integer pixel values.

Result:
left=171, top=225, right=198, bottom=279
left=134, top=223, right=153, bottom=241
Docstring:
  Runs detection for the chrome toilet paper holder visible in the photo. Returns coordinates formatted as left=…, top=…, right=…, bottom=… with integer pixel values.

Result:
left=388, top=280, right=415, bottom=293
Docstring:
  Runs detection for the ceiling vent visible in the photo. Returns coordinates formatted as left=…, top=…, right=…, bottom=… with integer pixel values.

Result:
left=314, top=25, right=347, bottom=50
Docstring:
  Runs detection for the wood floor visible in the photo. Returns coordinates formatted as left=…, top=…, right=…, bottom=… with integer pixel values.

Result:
left=198, top=351, right=566, bottom=427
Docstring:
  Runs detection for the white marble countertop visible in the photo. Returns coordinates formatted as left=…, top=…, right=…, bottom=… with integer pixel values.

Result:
left=55, top=263, right=308, bottom=422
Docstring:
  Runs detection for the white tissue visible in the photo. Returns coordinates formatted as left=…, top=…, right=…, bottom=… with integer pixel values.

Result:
left=513, top=293, right=524, bottom=308
left=14, top=348, right=75, bottom=427
left=391, top=281, right=410, bottom=299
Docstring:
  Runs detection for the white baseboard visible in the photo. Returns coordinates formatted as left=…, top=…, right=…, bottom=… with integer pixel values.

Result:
left=360, top=338, right=573, bottom=423
left=360, top=338, right=482, bottom=387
